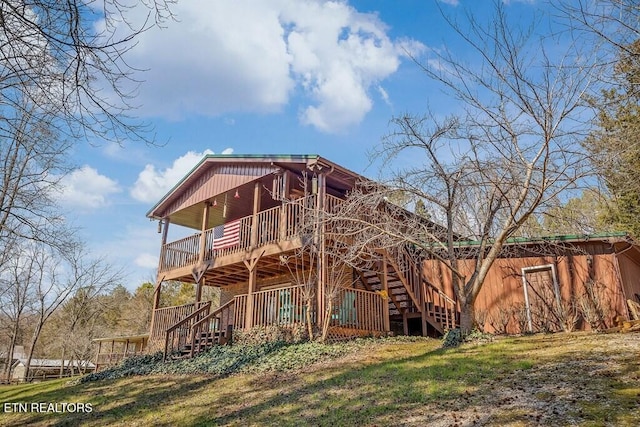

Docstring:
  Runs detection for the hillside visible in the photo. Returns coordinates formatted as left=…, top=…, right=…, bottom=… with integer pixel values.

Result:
left=0, top=332, right=639, bottom=426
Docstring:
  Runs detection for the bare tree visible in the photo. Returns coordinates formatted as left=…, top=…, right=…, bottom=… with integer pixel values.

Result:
left=21, top=242, right=119, bottom=381
left=332, top=1, right=595, bottom=332
left=0, top=97, right=71, bottom=257
left=0, top=0, right=175, bottom=144
left=0, top=243, right=34, bottom=381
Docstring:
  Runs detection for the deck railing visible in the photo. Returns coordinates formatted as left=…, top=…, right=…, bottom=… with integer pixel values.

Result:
left=189, top=299, right=236, bottom=357
left=328, top=288, right=386, bottom=332
left=96, top=350, right=144, bottom=371
left=159, top=234, right=200, bottom=272
left=256, top=205, right=281, bottom=246
left=232, top=285, right=384, bottom=334
left=424, top=283, right=458, bottom=331
left=159, top=195, right=330, bottom=273
left=150, top=302, right=208, bottom=350
left=234, top=294, right=247, bottom=329
left=284, top=195, right=316, bottom=238
left=252, top=285, right=306, bottom=328
left=164, top=301, right=212, bottom=360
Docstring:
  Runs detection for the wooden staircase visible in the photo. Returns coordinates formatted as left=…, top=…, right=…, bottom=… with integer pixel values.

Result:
left=163, top=300, right=235, bottom=360
left=358, top=246, right=458, bottom=335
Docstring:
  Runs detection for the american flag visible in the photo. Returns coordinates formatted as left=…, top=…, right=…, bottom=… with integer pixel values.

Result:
left=212, top=219, right=241, bottom=250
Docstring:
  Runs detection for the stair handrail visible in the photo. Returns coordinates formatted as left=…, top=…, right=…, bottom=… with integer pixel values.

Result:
left=189, top=299, right=235, bottom=357
left=422, top=279, right=458, bottom=330
left=164, top=301, right=211, bottom=361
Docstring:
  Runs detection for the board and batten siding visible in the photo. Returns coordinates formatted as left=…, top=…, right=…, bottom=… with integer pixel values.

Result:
left=159, top=164, right=277, bottom=218
left=421, top=242, right=629, bottom=334
left=615, top=251, right=640, bottom=307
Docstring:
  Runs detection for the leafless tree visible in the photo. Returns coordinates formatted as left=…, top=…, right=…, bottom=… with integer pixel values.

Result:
left=0, top=97, right=71, bottom=258
left=0, top=0, right=175, bottom=144
left=0, top=243, right=35, bottom=381
left=20, top=242, right=120, bottom=381
left=558, top=0, right=639, bottom=64
left=332, top=1, right=595, bottom=331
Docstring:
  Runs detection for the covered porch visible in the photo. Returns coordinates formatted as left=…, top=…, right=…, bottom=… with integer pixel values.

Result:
left=93, top=335, right=149, bottom=372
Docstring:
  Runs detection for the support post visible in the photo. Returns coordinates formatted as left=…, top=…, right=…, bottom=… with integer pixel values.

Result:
left=198, top=202, right=211, bottom=263
left=243, top=254, right=262, bottom=330
left=420, top=268, right=427, bottom=337
left=149, top=277, right=164, bottom=339
left=382, top=257, right=390, bottom=333
left=316, top=173, right=326, bottom=331
left=96, top=342, right=102, bottom=372
left=250, top=182, right=261, bottom=248
left=195, top=278, right=204, bottom=304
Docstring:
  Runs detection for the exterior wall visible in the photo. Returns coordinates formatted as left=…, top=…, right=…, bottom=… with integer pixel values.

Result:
left=422, top=242, right=629, bottom=334
left=220, top=282, right=250, bottom=306
left=160, top=164, right=276, bottom=218
left=616, top=251, right=640, bottom=307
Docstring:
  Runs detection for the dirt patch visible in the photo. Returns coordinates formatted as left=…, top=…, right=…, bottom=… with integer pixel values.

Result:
left=400, top=333, right=640, bottom=426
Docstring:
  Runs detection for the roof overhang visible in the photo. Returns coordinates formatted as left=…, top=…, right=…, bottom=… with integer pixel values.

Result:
left=146, top=154, right=369, bottom=220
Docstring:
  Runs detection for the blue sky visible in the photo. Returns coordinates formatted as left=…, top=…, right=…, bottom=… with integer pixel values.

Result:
left=56, top=0, right=541, bottom=290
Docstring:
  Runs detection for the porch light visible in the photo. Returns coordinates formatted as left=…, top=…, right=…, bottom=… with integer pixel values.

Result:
left=234, top=189, right=240, bottom=199
left=157, top=220, right=163, bottom=234
left=213, top=198, right=217, bottom=207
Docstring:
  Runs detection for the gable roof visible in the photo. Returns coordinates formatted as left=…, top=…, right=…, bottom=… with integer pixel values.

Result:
left=146, top=154, right=368, bottom=220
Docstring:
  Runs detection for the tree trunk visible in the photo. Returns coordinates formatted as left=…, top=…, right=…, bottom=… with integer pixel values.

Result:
left=24, top=322, right=43, bottom=382
left=321, top=300, right=333, bottom=342
left=305, top=297, right=314, bottom=340
left=459, top=299, right=475, bottom=333
left=3, top=323, right=19, bottom=381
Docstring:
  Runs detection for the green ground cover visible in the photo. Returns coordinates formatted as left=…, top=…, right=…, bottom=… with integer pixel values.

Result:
left=0, top=332, right=638, bottom=426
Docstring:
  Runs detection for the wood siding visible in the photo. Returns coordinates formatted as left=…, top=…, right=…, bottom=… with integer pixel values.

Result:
left=422, top=242, right=630, bottom=334
left=616, top=251, right=640, bottom=306
left=159, top=164, right=276, bottom=218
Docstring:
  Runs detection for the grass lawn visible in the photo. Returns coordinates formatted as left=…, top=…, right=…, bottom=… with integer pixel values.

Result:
left=0, top=332, right=639, bottom=426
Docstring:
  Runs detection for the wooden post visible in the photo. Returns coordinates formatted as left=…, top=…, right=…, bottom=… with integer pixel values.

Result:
left=420, top=268, right=427, bottom=337
left=316, top=173, right=326, bottom=331
left=242, top=253, right=263, bottom=330
left=198, top=202, right=211, bottom=263
left=95, top=342, right=102, bottom=372
left=403, top=312, right=409, bottom=336
left=149, top=276, right=164, bottom=339
left=244, top=260, right=258, bottom=329
left=195, top=278, right=204, bottom=303
left=382, top=257, right=390, bottom=333
left=250, top=182, right=261, bottom=248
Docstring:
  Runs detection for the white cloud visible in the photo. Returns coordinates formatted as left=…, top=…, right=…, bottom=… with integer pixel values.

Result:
left=131, top=148, right=236, bottom=203
left=438, top=0, right=459, bottom=5
left=134, top=253, right=159, bottom=269
left=121, top=0, right=421, bottom=133
left=58, top=166, right=121, bottom=209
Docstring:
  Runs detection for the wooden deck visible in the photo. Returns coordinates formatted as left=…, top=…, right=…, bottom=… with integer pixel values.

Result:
left=93, top=335, right=149, bottom=371
left=158, top=195, right=320, bottom=278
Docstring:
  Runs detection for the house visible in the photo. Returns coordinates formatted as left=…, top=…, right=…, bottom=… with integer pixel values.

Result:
left=95, top=154, right=640, bottom=363
left=142, top=154, right=458, bottom=357
left=421, top=233, right=640, bottom=334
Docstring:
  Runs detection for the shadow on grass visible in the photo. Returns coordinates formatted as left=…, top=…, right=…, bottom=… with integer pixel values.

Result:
left=1, top=334, right=638, bottom=426
left=0, top=376, right=216, bottom=427
left=193, top=335, right=640, bottom=426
